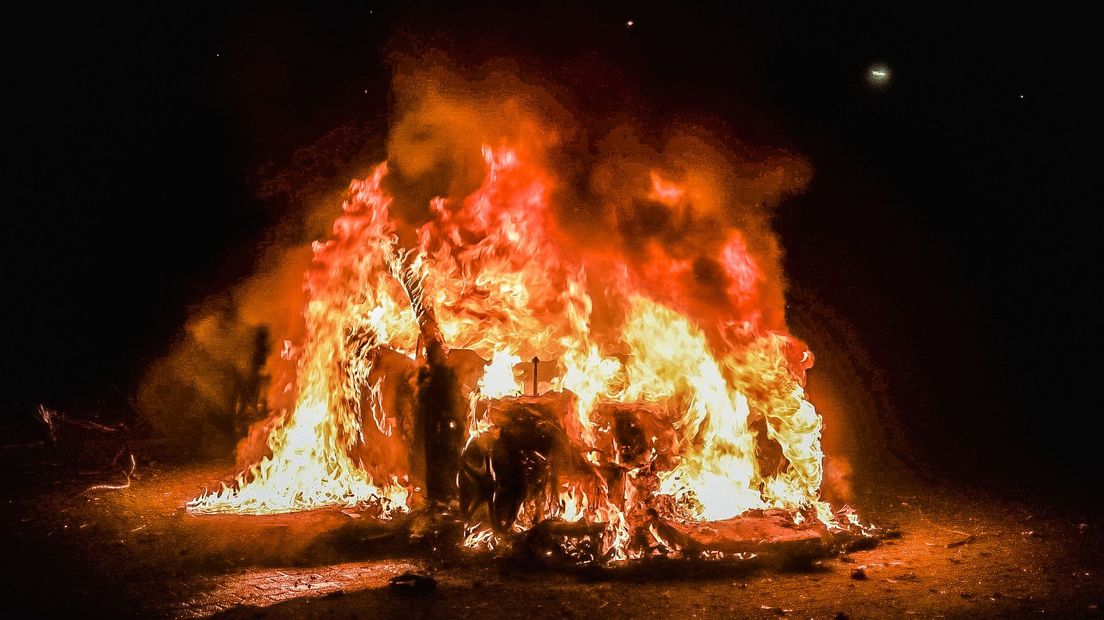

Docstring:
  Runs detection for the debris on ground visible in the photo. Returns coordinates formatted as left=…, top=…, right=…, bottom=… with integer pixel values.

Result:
left=946, top=534, right=976, bottom=548
left=79, top=454, right=137, bottom=496
left=388, top=572, right=437, bottom=594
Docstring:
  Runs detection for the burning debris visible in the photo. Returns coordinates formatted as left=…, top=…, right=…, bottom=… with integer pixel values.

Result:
left=183, top=67, right=874, bottom=564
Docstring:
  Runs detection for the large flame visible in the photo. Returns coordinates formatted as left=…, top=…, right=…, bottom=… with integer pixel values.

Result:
left=188, top=166, right=414, bottom=516
left=189, top=140, right=838, bottom=556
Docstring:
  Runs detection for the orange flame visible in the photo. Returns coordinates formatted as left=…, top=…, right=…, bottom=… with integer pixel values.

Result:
left=190, top=140, right=840, bottom=555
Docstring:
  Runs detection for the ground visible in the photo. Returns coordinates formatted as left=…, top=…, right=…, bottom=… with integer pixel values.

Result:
left=3, top=442, right=1101, bottom=619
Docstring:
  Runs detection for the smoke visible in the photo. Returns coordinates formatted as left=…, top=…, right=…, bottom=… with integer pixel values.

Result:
left=137, top=255, right=307, bottom=459
left=382, top=55, right=811, bottom=337
left=140, top=53, right=815, bottom=465
left=381, top=55, right=577, bottom=238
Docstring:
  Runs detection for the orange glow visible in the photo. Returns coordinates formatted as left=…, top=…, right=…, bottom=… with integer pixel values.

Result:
left=190, top=133, right=845, bottom=556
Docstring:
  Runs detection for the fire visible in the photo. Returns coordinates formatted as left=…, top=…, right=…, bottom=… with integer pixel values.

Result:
left=189, top=133, right=843, bottom=556
left=188, top=166, right=414, bottom=516
left=478, top=351, right=524, bottom=399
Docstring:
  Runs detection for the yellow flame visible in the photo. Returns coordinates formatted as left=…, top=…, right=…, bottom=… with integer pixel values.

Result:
left=478, top=350, right=523, bottom=398
left=189, top=165, right=415, bottom=516
left=191, top=147, right=841, bottom=543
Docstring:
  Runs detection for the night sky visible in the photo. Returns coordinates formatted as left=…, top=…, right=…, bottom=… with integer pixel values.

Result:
left=4, top=3, right=1094, bottom=485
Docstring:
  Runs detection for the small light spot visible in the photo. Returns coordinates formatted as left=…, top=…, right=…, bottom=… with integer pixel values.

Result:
left=865, top=62, right=892, bottom=91
left=626, top=19, right=634, bottom=28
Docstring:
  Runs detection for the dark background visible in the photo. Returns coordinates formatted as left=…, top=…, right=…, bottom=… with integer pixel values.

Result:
left=3, top=3, right=1095, bottom=488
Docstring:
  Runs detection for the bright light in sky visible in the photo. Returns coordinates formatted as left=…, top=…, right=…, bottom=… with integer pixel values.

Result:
left=866, top=62, right=892, bottom=91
